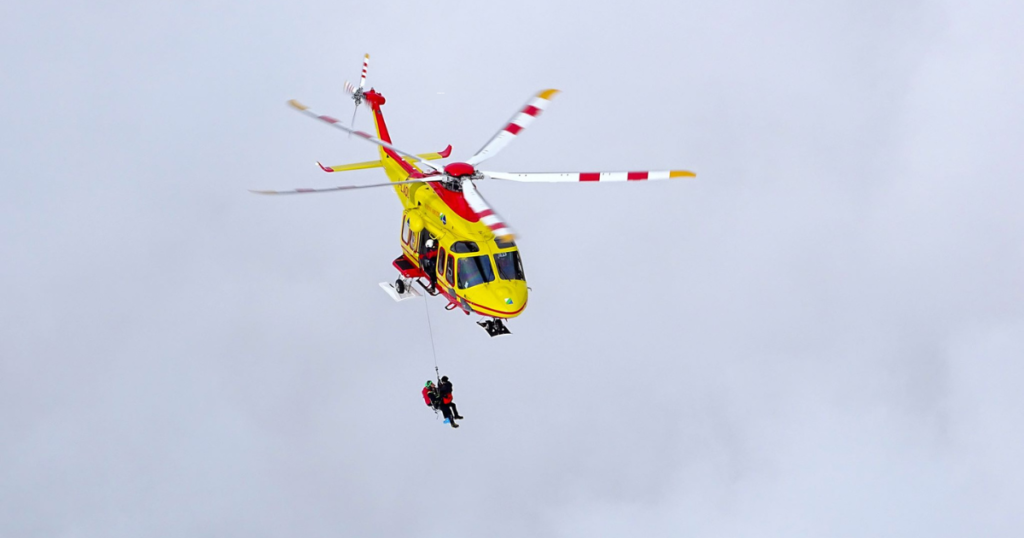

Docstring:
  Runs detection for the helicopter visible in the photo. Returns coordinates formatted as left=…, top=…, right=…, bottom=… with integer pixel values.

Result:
left=253, top=54, right=696, bottom=336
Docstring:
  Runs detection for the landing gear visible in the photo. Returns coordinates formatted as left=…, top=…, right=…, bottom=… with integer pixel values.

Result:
left=477, top=318, right=511, bottom=337
left=380, top=278, right=420, bottom=302
left=414, top=277, right=439, bottom=297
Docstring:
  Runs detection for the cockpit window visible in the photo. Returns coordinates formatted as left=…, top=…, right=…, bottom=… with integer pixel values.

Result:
left=457, top=255, right=495, bottom=289
left=495, top=237, right=516, bottom=249
left=451, top=241, right=480, bottom=253
left=494, top=251, right=525, bottom=281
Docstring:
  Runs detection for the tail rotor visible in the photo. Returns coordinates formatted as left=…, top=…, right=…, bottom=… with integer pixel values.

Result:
left=343, top=53, right=371, bottom=129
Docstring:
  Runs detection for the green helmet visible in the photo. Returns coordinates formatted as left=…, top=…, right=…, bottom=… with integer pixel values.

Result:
left=425, top=380, right=434, bottom=387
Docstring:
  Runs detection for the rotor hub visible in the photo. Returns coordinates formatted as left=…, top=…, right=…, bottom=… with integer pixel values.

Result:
left=444, top=162, right=476, bottom=177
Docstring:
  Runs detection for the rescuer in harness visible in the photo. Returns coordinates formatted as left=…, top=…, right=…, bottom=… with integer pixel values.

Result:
left=420, top=238, right=439, bottom=293
left=437, top=376, right=463, bottom=422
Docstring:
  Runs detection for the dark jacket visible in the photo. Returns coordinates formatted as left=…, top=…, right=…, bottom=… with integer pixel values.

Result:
left=438, top=380, right=453, bottom=405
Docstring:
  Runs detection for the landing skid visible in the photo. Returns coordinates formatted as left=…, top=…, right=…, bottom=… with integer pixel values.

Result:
left=379, top=279, right=422, bottom=302
left=477, top=318, right=512, bottom=337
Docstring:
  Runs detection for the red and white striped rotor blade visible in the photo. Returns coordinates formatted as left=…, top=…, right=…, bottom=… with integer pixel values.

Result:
left=288, top=99, right=439, bottom=169
left=466, top=89, right=560, bottom=167
left=482, top=170, right=697, bottom=182
left=250, top=177, right=442, bottom=196
left=460, top=178, right=516, bottom=239
left=359, top=53, right=370, bottom=89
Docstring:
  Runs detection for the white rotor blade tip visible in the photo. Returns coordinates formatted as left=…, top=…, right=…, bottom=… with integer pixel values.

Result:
left=466, top=88, right=561, bottom=166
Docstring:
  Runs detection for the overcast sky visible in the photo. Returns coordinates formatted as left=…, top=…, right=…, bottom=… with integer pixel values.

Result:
left=2, top=1, right=1023, bottom=536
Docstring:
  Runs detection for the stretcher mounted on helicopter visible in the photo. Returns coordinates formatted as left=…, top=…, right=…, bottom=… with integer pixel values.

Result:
left=252, top=54, right=696, bottom=336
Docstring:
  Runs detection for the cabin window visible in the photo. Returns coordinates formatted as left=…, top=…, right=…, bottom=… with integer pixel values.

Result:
left=494, top=251, right=525, bottom=280
left=495, top=237, right=517, bottom=249
left=438, top=248, right=447, bottom=278
left=457, top=255, right=495, bottom=289
left=445, top=254, right=455, bottom=284
left=402, top=218, right=415, bottom=246
left=451, top=241, right=480, bottom=253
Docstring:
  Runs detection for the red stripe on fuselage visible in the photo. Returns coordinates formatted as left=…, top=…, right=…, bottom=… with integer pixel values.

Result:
left=381, top=146, right=426, bottom=178
left=462, top=296, right=527, bottom=318
left=428, top=183, right=479, bottom=223
left=432, top=280, right=527, bottom=318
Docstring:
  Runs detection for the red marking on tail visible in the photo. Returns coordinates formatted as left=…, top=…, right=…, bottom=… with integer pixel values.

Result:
left=381, top=147, right=426, bottom=179
left=364, top=90, right=391, bottom=143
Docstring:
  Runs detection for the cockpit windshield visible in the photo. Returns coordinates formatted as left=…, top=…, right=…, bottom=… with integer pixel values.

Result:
left=493, top=251, right=525, bottom=280
left=457, top=255, right=495, bottom=289
left=451, top=241, right=480, bottom=253
left=495, top=237, right=516, bottom=249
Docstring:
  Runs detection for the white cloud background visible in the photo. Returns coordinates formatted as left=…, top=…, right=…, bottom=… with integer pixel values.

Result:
left=2, top=0, right=1022, bottom=536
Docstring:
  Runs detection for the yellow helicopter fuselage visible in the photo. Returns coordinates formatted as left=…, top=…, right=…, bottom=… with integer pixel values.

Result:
left=367, top=91, right=528, bottom=319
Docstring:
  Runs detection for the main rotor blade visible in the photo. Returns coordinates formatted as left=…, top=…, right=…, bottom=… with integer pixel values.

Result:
left=359, top=53, right=370, bottom=89
left=482, top=170, right=696, bottom=182
left=250, top=177, right=441, bottom=196
left=466, top=89, right=559, bottom=167
left=460, top=178, right=515, bottom=239
left=288, top=99, right=435, bottom=167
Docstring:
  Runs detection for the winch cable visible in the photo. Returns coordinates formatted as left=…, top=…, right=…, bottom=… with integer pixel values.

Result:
left=423, top=296, right=442, bottom=419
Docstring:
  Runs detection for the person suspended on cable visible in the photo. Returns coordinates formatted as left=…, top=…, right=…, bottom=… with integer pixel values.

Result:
left=438, top=375, right=464, bottom=421
left=422, top=379, right=458, bottom=428
left=421, top=379, right=458, bottom=426
left=422, top=380, right=439, bottom=409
